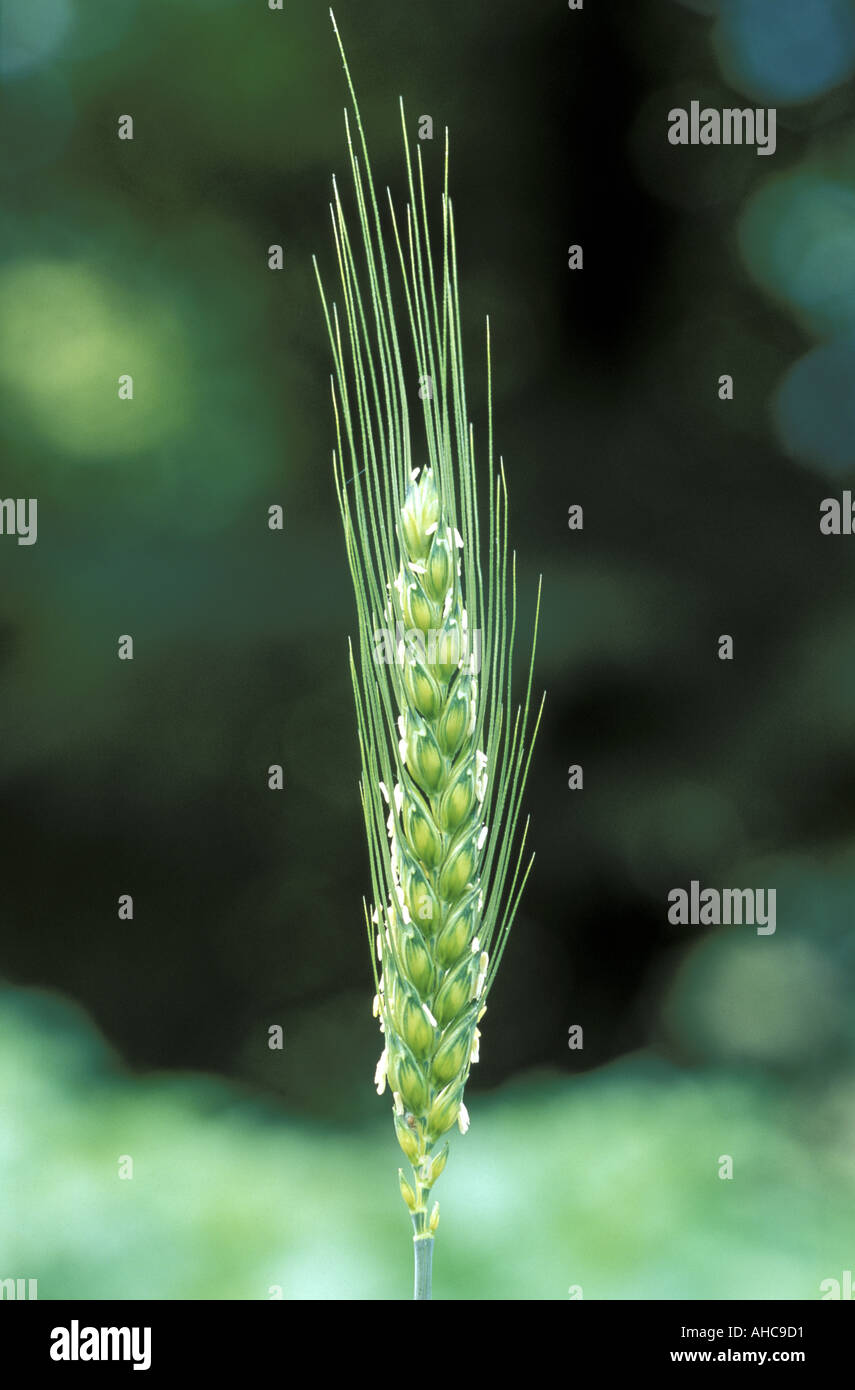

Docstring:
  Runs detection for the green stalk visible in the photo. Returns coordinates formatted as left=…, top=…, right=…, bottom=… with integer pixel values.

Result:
left=412, top=1227, right=434, bottom=1301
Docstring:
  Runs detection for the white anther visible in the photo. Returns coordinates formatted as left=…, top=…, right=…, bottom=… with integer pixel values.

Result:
left=374, top=1048, right=388, bottom=1095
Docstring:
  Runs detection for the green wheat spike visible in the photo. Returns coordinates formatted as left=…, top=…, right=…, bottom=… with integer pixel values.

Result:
left=313, top=9, right=544, bottom=1301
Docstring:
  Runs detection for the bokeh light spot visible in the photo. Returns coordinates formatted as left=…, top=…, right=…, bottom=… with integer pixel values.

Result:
left=0, top=0, right=73, bottom=77
left=714, top=0, right=855, bottom=104
left=0, top=261, right=191, bottom=458
left=773, top=333, right=855, bottom=476
left=739, top=173, right=855, bottom=336
left=663, top=932, right=844, bottom=1065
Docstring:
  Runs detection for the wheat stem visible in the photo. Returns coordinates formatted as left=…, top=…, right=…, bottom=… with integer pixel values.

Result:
left=412, top=1228, right=434, bottom=1301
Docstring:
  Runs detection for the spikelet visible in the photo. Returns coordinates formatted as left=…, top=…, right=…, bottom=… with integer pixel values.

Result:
left=313, top=11, right=543, bottom=1296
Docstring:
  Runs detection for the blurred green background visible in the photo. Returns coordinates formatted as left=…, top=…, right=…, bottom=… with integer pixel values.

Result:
left=2, top=0, right=855, bottom=1298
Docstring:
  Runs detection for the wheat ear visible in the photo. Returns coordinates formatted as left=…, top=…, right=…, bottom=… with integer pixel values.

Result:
left=313, top=10, right=544, bottom=1300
